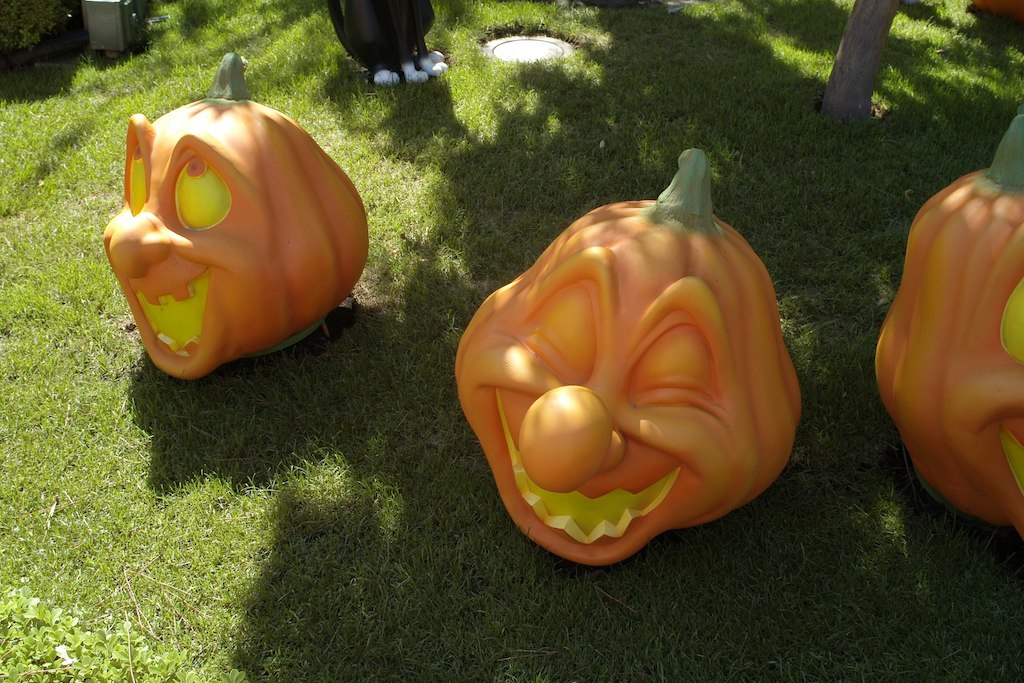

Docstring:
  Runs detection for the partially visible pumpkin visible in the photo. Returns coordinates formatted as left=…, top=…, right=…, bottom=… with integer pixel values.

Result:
left=876, top=107, right=1024, bottom=535
left=103, top=53, right=368, bottom=379
left=455, top=149, right=801, bottom=566
left=970, top=0, right=1024, bottom=23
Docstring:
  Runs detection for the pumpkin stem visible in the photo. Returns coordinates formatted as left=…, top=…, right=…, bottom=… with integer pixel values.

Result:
left=207, top=52, right=251, bottom=101
left=985, top=105, right=1024, bottom=192
left=644, top=149, right=722, bottom=235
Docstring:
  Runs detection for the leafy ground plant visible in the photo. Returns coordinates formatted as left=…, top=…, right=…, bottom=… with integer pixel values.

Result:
left=0, top=587, right=247, bottom=682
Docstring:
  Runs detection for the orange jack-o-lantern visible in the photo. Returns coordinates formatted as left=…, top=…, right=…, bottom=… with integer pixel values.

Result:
left=103, top=53, right=368, bottom=379
left=876, top=108, right=1024, bottom=534
left=455, top=149, right=801, bottom=565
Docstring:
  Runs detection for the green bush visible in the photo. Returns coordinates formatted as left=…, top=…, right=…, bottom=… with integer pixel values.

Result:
left=0, top=0, right=75, bottom=53
left=0, top=587, right=248, bottom=683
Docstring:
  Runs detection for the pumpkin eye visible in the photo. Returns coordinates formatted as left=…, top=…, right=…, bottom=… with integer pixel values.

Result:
left=522, top=285, right=596, bottom=383
left=176, top=157, right=231, bottom=230
left=630, top=324, right=713, bottom=405
left=1001, top=276, right=1024, bottom=363
left=128, top=146, right=147, bottom=216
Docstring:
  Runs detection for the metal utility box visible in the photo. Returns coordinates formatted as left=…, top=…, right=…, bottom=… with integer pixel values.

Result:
left=81, top=0, right=149, bottom=53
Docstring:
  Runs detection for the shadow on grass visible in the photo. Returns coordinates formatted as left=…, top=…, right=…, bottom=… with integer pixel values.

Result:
left=881, top=439, right=1024, bottom=583
left=0, top=60, right=82, bottom=102
left=130, top=304, right=372, bottom=492
left=173, top=0, right=332, bottom=54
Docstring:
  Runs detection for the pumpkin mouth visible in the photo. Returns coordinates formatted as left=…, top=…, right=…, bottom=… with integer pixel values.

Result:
left=136, top=271, right=211, bottom=356
left=999, top=427, right=1024, bottom=497
left=496, top=389, right=679, bottom=544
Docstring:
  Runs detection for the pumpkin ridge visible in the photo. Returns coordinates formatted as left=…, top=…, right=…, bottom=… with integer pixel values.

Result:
left=905, top=210, right=973, bottom=382
left=713, top=227, right=798, bottom=454
left=963, top=201, right=1024, bottom=349
left=894, top=182, right=976, bottom=333
left=273, top=116, right=344, bottom=277
left=976, top=205, right=1024, bottom=345
left=262, top=117, right=351, bottom=316
left=946, top=198, right=996, bottom=352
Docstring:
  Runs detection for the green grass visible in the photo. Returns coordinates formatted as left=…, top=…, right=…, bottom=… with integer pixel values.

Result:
left=2, top=0, right=1024, bottom=679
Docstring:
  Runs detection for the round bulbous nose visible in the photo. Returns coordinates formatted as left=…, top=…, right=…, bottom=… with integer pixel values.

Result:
left=105, top=210, right=172, bottom=279
left=518, top=385, right=625, bottom=493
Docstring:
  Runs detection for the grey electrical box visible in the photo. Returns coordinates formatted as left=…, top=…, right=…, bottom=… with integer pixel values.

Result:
left=81, top=0, right=149, bottom=52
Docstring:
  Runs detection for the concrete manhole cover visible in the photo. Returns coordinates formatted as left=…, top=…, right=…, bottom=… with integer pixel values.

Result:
left=483, top=36, right=575, bottom=63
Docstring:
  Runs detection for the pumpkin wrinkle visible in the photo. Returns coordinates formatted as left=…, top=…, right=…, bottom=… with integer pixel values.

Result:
left=629, top=323, right=713, bottom=404
left=624, top=277, right=730, bottom=403
left=521, top=284, right=597, bottom=385
left=646, top=231, right=797, bottom=499
left=932, top=405, right=1024, bottom=526
left=622, top=404, right=755, bottom=516
left=888, top=185, right=1016, bottom=384
left=602, top=223, right=791, bottom=503
left=258, top=116, right=361, bottom=342
left=900, top=206, right=975, bottom=364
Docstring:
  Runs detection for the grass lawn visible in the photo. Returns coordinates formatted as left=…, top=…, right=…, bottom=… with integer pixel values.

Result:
left=2, top=0, right=1023, bottom=679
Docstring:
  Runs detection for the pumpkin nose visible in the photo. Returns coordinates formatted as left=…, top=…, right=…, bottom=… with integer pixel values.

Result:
left=105, top=211, right=172, bottom=279
left=518, top=385, right=624, bottom=493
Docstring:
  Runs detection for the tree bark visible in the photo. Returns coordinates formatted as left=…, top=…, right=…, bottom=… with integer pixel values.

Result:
left=821, top=0, right=900, bottom=121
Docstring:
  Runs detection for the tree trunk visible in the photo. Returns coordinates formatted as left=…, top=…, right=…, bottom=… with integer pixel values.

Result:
left=821, top=0, right=900, bottom=121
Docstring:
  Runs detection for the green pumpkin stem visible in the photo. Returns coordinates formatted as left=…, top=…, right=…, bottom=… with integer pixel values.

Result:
left=985, top=105, right=1024, bottom=192
left=207, top=52, right=251, bottom=101
left=644, top=149, right=722, bottom=235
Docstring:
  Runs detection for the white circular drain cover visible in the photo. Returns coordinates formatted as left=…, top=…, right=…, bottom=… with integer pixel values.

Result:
left=483, top=36, right=574, bottom=63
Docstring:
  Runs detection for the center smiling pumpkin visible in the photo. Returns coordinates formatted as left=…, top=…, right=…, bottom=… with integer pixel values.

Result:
left=456, top=149, right=801, bottom=565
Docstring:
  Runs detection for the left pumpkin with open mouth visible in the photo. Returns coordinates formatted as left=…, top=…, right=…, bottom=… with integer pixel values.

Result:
left=104, top=53, right=368, bottom=379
